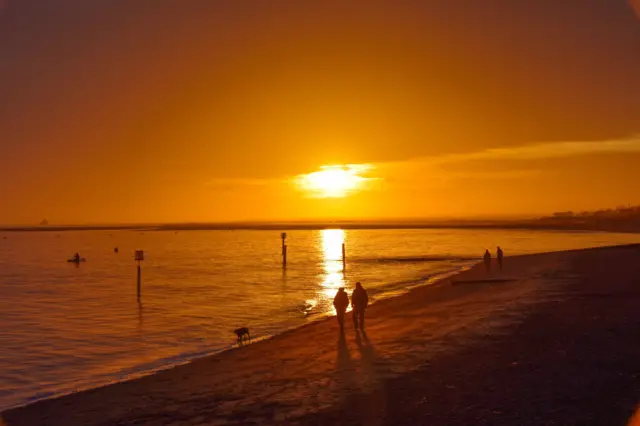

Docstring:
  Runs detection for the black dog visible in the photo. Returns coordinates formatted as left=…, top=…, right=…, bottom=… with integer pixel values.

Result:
left=234, top=327, right=251, bottom=344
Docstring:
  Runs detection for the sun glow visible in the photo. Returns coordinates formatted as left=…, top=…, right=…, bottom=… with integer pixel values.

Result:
left=295, top=164, right=374, bottom=198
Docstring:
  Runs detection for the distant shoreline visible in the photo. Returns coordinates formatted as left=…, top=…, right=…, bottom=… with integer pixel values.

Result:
left=1, top=221, right=639, bottom=233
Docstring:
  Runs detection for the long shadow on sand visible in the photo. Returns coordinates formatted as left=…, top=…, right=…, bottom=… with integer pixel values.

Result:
left=351, top=330, right=387, bottom=426
left=335, top=333, right=357, bottom=392
left=354, top=330, right=375, bottom=365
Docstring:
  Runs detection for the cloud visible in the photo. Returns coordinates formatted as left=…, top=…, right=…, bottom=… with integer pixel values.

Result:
left=379, top=166, right=545, bottom=190
left=417, top=135, right=640, bottom=166
left=373, top=136, right=640, bottom=188
left=206, top=165, right=383, bottom=197
left=630, top=0, right=640, bottom=19
left=434, top=169, right=544, bottom=181
left=205, top=136, right=640, bottom=193
left=206, top=177, right=284, bottom=192
left=207, top=178, right=275, bottom=186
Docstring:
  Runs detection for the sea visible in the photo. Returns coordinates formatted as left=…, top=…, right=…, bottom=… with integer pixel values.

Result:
left=0, top=228, right=638, bottom=410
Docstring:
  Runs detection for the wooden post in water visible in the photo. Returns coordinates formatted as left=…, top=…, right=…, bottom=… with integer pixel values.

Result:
left=135, top=250, right=144, bottom=298
left=283, top=245, right=288, bottom=268
left=342, top=243, right=346, bottom=270
left=281, top=232, right=287, bottom=268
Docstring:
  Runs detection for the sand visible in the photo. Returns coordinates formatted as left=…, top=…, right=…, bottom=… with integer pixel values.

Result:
left=3, top=244, right=640, bottom=425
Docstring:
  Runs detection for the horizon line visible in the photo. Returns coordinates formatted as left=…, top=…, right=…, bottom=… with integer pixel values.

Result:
left=1, top=214, right=544, bottom=229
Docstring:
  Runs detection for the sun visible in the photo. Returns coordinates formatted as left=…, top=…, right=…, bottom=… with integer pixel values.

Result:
left=295, top=165, right=374, bottom=198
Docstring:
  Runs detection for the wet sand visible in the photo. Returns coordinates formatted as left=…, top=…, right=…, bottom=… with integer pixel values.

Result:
left=3, top=244, right=640, bottom=425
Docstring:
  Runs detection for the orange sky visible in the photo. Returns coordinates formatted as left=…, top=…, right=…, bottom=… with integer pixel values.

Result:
left=1, top=0, right=640, bottom=224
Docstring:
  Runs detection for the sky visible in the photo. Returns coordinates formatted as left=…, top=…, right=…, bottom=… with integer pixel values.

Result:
left=1, top=0, right=640, bottom=224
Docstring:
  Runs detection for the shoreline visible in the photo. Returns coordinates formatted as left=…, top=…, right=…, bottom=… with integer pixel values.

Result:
left=0, top=262, right=473, bottom=413
left=0, top=261, right=475, bottom=413
left=3, top=244, right=639, bottom=425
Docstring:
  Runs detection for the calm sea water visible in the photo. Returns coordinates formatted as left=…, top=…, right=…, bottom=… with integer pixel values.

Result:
left=0, top=228, right=637, bottom=410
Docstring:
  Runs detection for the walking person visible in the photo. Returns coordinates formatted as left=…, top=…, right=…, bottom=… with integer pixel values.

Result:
left=333, top=288, right=350, bottom=332
left=497, top=246, right=504, bottom=270
left=351, top=282, right=369, bottom=330
left=483, top=249, right=491, bottom=274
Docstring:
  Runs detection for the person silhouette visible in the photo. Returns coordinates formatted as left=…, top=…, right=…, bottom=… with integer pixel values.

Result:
left=333, top=288, right=350, bottom=332
left=74, top=252, right=81, bottom=262
left=497, top=246, right=504, bottom=270
left=351, top=282, right=369, bottom=330
left=483, top=249, right=491, bottom=274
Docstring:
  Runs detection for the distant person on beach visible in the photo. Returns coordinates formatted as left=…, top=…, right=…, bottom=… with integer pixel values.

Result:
left=351, top=282, right=369, bottom=329
left=497, top=246, right=504, bottom=270
left=483, top=249, right=491, bottom=274
left=333, top=288, right=349, bottom=331
left=74, top=252, right=81, bottom=262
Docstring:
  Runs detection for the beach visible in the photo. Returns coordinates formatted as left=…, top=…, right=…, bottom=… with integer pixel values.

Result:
left=3, top=244, right=640, bottom=425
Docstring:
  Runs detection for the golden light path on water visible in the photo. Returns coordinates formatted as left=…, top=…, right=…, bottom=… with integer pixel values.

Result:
left=321, top=229, right=346, bottom=299
left=305, top=229, right=349, bottom=316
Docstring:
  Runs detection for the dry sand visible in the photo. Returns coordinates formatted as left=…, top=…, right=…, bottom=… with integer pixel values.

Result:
left=3, top=244, right=640, bottom=425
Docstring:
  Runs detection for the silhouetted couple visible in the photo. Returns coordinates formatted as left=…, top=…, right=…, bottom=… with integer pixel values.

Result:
left=333, top=282, right=369, bottom=332
left=483, top=246, right=504, bottom=274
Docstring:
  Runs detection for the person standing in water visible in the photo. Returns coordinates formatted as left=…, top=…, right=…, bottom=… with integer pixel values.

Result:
left=351, top=282, right=369, bottom=330
left=333, top=288, right=350, bottom=332
left=497, top=246, right=504, bottom=270
left=483, top=249, right=491, bottom=274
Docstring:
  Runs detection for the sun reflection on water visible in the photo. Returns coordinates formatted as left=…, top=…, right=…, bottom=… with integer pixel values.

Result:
left=319, top=229, right=348, bottom=306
